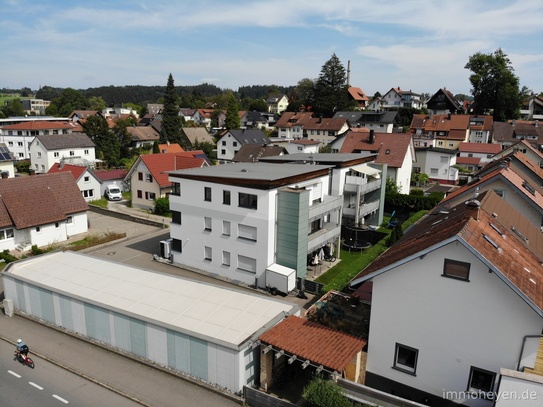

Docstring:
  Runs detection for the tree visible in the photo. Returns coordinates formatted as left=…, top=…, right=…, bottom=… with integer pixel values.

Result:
left=46, top=88, right=88, bottom=117
left=287, top=78, right=315, bottom=112
left=82, top=115, right=120, bottom=167
left=224, top=93, right=240, bottom=130
left=87, top=96, right=107, bottom=111
left=152, top=140, right=160, bottom=154
left=161, top=74, right=182, bottom=144
left=1, top=98, right=25, bottom=117
left=312, top=54, right=355, bottom=117
left=465, top=49, right=524, bottom=121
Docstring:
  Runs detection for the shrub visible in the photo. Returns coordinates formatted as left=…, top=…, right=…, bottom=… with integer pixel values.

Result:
left=303, top=376, right=354, bottom=407
left=154, top=197, right=170, bottom=216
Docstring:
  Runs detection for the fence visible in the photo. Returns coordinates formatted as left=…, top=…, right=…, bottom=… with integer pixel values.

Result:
left=244, top=386, right=297, bottom=407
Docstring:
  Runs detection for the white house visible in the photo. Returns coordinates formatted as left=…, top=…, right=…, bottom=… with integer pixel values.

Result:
left=350, top=191, right=543, bottom=406
left=167, top=162, right=343, bottom=290
left=48, top=162, right=102, bottom=202
left=414, top=147, right=459, bottom=185
left=125, top=151, right=209, bottom=211
left=0, top=172, right=88, bottom=252
left=216, top=129, right=271, bottom=162
left=0, top=143, right=16, bottom=178
left=456, top=142, right=502, bottom=172
left=0, top=120, right=75, bottom=160
left=282, top=139, right=320, bottom=155
left=29, top=132, right=96, bottom=174
left=266, top=94, right=289, bottom=114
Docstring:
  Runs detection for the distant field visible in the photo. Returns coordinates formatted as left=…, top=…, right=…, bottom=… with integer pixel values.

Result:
left=0, top=95, right=32, bottom=105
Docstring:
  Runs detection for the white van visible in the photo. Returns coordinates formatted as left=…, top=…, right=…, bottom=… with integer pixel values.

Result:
left=105, top=184, right=123, bottom=201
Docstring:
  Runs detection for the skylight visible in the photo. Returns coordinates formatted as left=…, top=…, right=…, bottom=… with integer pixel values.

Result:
left=511, top=226, right=529, bottom=242
left=483, top=234, right=500, bottom=250
left=489, top=222, right=503, bottom=236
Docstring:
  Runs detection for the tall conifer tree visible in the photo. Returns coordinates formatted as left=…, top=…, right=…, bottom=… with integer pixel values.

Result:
left=161, top=74, right=182, bottom=144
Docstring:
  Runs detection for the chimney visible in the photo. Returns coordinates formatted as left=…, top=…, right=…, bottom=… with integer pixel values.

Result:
left=447, top=113, right=451, bottom=120
left=512, top=120, right=515, bottom=126
left=369, top=129, right=375, bottom=144
left=466, top=198, right=480, bottom=221
left=535, top=120, right=539, bottom=128
left=29, top=169, right=36, bottom=176
left=1, top=171, right=8, bottom=179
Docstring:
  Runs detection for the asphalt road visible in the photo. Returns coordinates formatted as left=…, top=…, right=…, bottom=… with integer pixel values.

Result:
left=0, top=340, right=141, bottom=407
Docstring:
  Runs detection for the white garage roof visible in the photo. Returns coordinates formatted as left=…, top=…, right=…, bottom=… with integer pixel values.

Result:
left=5, top=251, right=297, bottom=349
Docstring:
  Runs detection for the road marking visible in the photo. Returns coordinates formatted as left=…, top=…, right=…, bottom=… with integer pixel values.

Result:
left=53, top=394, right=69, bottom=404
left=29, top=382, right=44, bottom=390
left=8, top=370, right=21, bottom=378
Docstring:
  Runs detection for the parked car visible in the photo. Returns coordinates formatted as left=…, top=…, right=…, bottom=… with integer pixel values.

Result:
left=105, top=185, right=123, bottom=201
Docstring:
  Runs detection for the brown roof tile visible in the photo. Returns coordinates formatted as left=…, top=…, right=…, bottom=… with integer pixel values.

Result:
left=0, top=172, right=88, bottom=229
left=259, top=315, right=366, bottom=372
left=340, top=131, right=413, bottom=168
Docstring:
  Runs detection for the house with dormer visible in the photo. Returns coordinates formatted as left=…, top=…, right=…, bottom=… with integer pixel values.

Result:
left=334, top=111, right=398, bottom=133
left=125, top=151, right=209, bottom=210
left=274, top=112, right=315, bottom=139
left=350, top=190, right=543, bottom=406
left=216, top=129, right=271, bottom=162
left=29, top=132, right=96, bottom=174
left=492, top=139, right=543, bottom=166
left=48, top=162, right=102, bottom=202
left=410, top=114, right=471, bottom=149
left=0, top=172, right=88, bottom=253
left=240, top=111, right=272, bottom=131
left=491, top=120, right=543, bottom=151
left=467, top=115, right=493, bottom=143
left=126, top=126, right=160, bottom=149
left=347, top=87, right=370, bottom=110
left=331, top=129, right=415, bottom=194
left=456, top=142, right=501, bottom=172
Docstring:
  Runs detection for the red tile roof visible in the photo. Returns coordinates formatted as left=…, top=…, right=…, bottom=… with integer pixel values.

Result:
left=259, top=315, right=366, bottom=372
left=456, top=156, right=481, bottom=165
left=459, top=142, right=502, bottom=154
left=350, top=192, right=543, bottom=314
left=1, top=121, right=73, bottom=130
left=340, top=131, right=413, bottom=168
left=94, top=169, right=127, bottom=182
left=48, top=163, right=87, bottom=181
left=0, top=172, right=88, bottom=229
left=139, top=152, right=207, bottom=187
left=158, top=143, right=184, bottom=153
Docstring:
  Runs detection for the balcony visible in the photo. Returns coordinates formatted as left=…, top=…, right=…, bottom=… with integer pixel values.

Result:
left=308, top=195, right=342, bottom=222
left=343, top=200, right=380, bottom=219
left=307, top=222, right=341, bottom=253
left=344, top=178, right=381, bottom=194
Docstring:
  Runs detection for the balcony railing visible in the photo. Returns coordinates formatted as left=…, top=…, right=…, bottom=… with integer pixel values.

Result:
left=344, top=178, right=381, bottom=194
left=343, top=200, right=380, bottom=218
left=308, top=195, right=342, bottom=222
left=307, top=222, right=341, bottom=253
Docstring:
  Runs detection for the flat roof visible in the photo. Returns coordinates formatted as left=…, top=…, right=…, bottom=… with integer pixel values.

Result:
left=168, top=161, right=333, bottom=181
left=4, top=251, right=297, bottom=350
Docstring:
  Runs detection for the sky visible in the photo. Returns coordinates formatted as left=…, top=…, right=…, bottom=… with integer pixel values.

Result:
left=2, top=0, right=542, bottom=97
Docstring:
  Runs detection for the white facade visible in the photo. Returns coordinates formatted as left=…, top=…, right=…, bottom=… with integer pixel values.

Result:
left=283, top=141, right=319, bottom=155
left=365, top=243, right=543, bottom=407
left=414, top=149, right=459, bottom=184
left=2, top=251, right=297, bottom=394
left=77, top=169, right=102, bottom=202
left=29, top=139, right=96, bottom=174
left=217, top=133, right=242, bottom=162
left=168, top=163, right=342, bottom=289
left=390, top=147, right=415, bottom=195
left=128, top=159, right=162, bottom=210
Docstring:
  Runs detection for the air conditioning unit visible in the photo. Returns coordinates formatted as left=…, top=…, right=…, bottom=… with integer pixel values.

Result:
left=159, top=239, right=172, bottom=259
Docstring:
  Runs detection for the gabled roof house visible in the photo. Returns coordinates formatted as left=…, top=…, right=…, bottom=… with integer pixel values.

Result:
left=216, top=129, right=271, bottom=162
left=125, top=151, right=209, bottom=210
left=0, top=172, right=88, bottom=252
left=48, top=162, right=102, bottom=202
left=426, top=88, right=463, bottom=115
left=350, top=190, right=543, bottom=406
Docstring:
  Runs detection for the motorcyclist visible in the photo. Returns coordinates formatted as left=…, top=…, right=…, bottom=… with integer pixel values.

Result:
left=16, top=339, right=29, bottom=360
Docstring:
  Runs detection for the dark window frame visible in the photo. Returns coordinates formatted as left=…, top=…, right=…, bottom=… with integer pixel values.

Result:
left=171, top=211, right=181, bottom=225
left=239, top=192, right=257, bottom=209
left=204, top=187, right=212, bottom=202
left=223, top=190, right=231, bottom=205
left=442, top=258, right=470, bottom=281
left=393, top=343, right=418, bottom=375
left=467, top=366, right=496, bottom=397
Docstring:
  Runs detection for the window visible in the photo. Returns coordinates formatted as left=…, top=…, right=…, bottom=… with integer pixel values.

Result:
left=18, top=153, right=24, bottom=158
left=239, top=192, right=257, bottom=209
left=0, top=228, right=14, bottom=240
left=393, top=343, right=418, bottom=374
left=204, top=246, right=212, bottom=261
left=137, top=190, right=143, bottom=198
left=171, top=182, right=180, bottom=196
left=69, top=151, right=75, bottom=156
left=145, top=173, right=153, bottom=182
left=204, top=217, right=212, bottom=231
left=440, top=156, right=448, bottom=163
left=467, top=367, right=496, bottom=396
left=221, top=149, right=226, bottom=155
left=238, top=255, right=256, bottom=273
left=84, top=176, right=90, bottom=183
left=54, top=152, right=59, bottom=158
left=138, top=172, right=143, bottom=181
left=309, top=219, right=321, bottom=234
left=66, top=216, right=73, bottom=224
left=84, top=149, right=89, bottom=155
left=41, top=165, right=45, bottom=171
left=238, top=224, right=257, bottom=241
left=204, top=187, right=212, bottom=202
left=144, top=192, right=156, bottom=200
left=493, top=189, right=505, bottom=198
left=82, top=189, right=94, bottom=198
left=55, top=222, right=60, bottom=229
left=222, top=251, right=230, bottom=266
left=36, top=226, right=41, bottom=233
left=172, top=211, right=181, bottom=225
left=443, top=258, right=470, bottom=281
left=8, top=141, right=13, bottom=146
left=233, top=142, right=238, bottom=147
left=18, top=141, right=23, bottom=147
left=430, top=168, right=438, bottom=175
left=37, top=152, right=42, bottom=158
left=223, top=190, right=231, bottom=205
left=172, top=238, right=182, bottom=253
left=223, top=221, right=231, bottom=236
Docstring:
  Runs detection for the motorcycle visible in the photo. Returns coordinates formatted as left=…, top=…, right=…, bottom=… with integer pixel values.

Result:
left=14, top=350, right=35, bottom=369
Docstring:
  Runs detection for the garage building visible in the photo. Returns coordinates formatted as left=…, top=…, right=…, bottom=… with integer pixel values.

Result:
left=2, top=251, right=298, bottom=393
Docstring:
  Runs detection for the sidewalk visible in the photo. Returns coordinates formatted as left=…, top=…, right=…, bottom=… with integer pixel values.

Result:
left=0, top=311, right=242, bottom=407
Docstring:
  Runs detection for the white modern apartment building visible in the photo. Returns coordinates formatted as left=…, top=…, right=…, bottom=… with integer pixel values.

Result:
left=167, top=162, right=343, bottom=289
